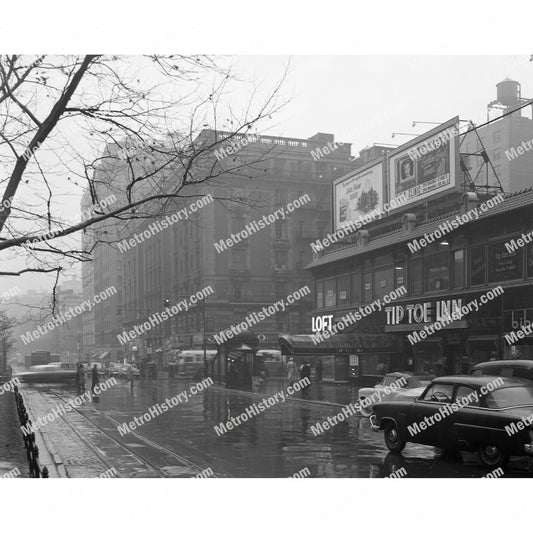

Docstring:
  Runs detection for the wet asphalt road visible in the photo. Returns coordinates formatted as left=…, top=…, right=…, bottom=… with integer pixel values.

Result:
left=25, top=377, right=533, bottom=477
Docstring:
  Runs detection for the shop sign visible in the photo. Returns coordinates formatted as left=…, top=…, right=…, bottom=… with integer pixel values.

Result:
left=312, top=314, right=334, bottom=333
left=385, top=298, right=463, bottom=326
left=349, top=354, right=359, bottom=366
left=504, top=308, right=533, bottom=331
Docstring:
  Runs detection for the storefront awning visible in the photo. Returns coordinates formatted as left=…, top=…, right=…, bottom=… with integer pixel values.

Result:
left=467, top=335, right=499, bottom=343
left=98, top=352, right=110, bottom=359
left=279, top=333, right=403, bottom=356
left=227, top=351, right=244, bottom=360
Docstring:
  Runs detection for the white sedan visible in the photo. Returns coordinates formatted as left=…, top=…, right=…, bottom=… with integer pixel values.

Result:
left=358, top=372, right=433, bottom=417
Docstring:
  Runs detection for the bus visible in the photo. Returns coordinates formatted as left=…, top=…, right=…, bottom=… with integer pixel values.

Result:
left=176, top=350, right=217, bottom=379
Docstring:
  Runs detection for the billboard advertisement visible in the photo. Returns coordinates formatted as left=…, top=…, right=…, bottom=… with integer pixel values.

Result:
left=333, top=161, right=383, bottom=232
left=388, top=117, right=460, bottom=210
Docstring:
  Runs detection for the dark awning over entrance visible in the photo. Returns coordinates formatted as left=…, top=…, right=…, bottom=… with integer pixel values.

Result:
left=279, top=333, right=403, bottom=357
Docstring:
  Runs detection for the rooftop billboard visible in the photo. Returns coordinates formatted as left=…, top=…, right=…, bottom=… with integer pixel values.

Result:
left=387, top=116, right=460, bottom=210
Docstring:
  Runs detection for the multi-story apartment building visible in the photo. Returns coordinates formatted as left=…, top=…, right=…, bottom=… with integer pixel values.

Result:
left=119, top=130, right=356, bottom=363
left=80, top=143, right=127, bottom=362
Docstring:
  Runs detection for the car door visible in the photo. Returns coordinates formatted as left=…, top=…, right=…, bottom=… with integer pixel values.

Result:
left=405, top=383, right=455, bottom=446
left=450, top=384, right=487, bottom=450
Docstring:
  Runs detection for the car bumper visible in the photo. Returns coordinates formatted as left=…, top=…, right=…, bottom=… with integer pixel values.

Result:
left=370, top=415, right=380, bottom=432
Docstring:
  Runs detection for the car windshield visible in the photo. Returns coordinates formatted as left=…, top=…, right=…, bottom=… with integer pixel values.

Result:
left=382, top=376, right=396, bottom=386
left=485, top=386, right=533, bottom=409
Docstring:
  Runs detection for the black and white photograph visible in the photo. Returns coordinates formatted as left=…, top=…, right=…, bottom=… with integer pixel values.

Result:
left=1, top=2, right=532, bottom=531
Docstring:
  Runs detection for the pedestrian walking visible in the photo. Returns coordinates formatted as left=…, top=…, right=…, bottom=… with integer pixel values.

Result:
left=126, top=364, right=134, bottom=389
left=227, top=360, right=238, bottom=388
left=300, top=361, right=311, bottom=398
left=287, top=357, right=297, bottom=386
left=315, top=359, right=323, bottom=383
left=91, top=364, right=100, bottom=395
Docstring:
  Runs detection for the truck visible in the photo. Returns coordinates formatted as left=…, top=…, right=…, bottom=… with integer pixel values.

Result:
left=26, top=351, right=51, bottom=368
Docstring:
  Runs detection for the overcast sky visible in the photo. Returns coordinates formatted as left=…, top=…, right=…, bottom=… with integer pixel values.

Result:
left=1, top=55, right=531, bottom=296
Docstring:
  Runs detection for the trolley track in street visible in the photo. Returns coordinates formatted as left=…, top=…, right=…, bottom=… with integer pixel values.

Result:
left=43, top=386, right=221, bottom=478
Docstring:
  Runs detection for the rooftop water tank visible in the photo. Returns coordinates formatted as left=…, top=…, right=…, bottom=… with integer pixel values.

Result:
left=496, top=78, right=521, bottom=108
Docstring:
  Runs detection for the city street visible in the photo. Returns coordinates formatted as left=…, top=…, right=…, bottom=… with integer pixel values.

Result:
left=20, top=377, right=533, bottom=478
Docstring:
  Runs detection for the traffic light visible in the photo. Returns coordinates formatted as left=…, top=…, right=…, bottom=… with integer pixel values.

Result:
left=163, top=299, right=170, bottom=308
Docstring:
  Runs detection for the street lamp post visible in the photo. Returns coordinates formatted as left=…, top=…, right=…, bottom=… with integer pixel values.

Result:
left=202, top=298, right=207, bottom=378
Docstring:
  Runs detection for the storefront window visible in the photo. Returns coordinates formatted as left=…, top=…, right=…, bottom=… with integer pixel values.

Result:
left=374, top=266, right=394, bottom=299
left=359, top=354, right=398, bottom=376
left=488, top=241, right=523, bottom=282
left=528, top=243, right=533, bottom=278
left=324, top=279, right=336, bottom=307
left=352, top=270, right=361, bottom=304
left=452, top=250, right=465, bottom=289
left=337, top=275, right=350, bottom=306
left=424, top=253, right=449, bottom=292
left=363, top=271, right=372, bottom=303
left=321, top=356, right=336, bottom=381
left=316, top=280, right=324, bottom=309
left=409, top=258, right=422, bottom=295
left=470, top=245, right=486, bottom=285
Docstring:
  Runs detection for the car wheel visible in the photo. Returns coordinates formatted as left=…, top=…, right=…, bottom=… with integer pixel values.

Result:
left=477, top=444, right=509, bottom=468
left=384, top=421, right=406, bottom=453
left=359, top=399, right=373, bottom=418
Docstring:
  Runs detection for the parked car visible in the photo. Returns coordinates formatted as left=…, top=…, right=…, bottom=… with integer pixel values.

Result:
left=472, top=360, right=533, bottom=381
left=17, top=362, right=78, bottom=383
left=371, top=375, right=533, bottom=467
left=358, top=372, right=434, bottom=417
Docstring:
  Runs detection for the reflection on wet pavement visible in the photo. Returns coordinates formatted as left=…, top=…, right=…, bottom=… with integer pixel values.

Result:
left=29, top=379, right=533, bottom=478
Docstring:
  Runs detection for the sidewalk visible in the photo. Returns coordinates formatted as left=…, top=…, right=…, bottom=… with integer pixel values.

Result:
left=0, top=391, right=28, bottom=478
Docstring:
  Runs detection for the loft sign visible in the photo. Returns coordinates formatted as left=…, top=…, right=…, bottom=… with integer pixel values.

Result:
left=385, top=299, right=463, bottom=326
left=312, top=314, right=334, bottom=333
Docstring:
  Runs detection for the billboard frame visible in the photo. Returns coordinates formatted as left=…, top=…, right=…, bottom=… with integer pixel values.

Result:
left=331, top=157, right=386, bottom=233
left=386, top=116, right=461, bottom=213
